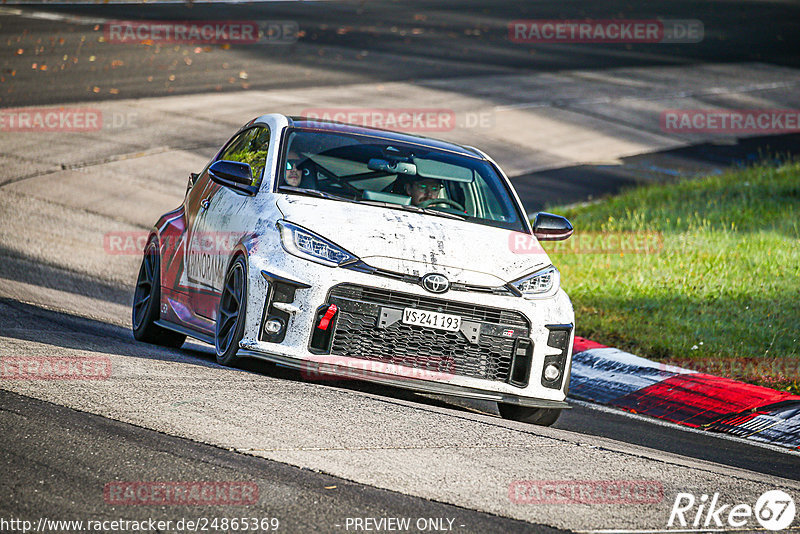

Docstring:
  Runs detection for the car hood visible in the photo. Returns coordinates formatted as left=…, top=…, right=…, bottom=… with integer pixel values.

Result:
left=277, top=195, right=550, bottom=286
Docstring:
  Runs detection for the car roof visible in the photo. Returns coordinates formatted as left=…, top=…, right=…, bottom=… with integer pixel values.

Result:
left=285, top=116, right=483, bottom=158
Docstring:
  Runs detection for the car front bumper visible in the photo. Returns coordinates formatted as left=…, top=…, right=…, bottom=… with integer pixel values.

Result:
left=239, top=255, right=575, bottom=405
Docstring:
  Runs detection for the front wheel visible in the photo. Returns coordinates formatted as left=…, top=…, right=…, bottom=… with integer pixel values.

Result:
left=215, top=256, right=248, bottom=366
left=132, top=240, right=186, bottom=348
left=498, top=403, right=561, bottom=426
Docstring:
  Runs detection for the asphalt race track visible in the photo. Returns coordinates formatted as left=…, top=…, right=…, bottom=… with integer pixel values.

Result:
left=2, top=2, right=800, bottom=532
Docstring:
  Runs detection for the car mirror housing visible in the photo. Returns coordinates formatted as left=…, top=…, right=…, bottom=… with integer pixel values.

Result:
left=532, top=212, right=573, bottom=241
left=209, top=160, right=258, bottom=195
left=367, top=158, right=417, bottom=175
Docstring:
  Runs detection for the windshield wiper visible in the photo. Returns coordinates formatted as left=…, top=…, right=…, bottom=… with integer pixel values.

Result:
left=281, top=188, right=466, bottom=220
left=278, top=186, right=357, bottom=203
left=418, top=206, right=466, bottom=220
left=361, top=201, right=466, bottom=221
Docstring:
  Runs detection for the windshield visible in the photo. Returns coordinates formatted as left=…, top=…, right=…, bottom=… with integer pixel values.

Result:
left=275, top=129, right=526, bottom=231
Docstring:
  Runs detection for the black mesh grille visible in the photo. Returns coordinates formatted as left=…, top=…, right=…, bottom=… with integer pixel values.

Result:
left=325, top=284, right=530, bottom=383
left=329, top=284, right=529, bottom=327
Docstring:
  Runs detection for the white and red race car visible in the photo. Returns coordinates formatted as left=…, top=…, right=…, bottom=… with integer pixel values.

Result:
left=132, top=114, right=575, bottom=425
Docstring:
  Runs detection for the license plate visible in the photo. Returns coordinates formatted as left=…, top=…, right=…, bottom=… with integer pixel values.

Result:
left=402, top=308, right=461, bottom=332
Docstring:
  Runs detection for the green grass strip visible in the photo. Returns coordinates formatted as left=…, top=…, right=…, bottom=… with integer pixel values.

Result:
left=543, top=161, right=800, bottom=392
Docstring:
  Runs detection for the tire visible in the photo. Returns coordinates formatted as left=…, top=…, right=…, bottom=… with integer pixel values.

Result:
left=215, top=256, right=248, bottom=366
left=498, top=403, right=561, bottom=426
left=132, top=240, right=186, bottom=348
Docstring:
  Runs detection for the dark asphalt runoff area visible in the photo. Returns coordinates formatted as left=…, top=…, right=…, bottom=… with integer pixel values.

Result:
left=1, top=388, right=562, bottom=534
left=2, top=1, right=800, bottom=532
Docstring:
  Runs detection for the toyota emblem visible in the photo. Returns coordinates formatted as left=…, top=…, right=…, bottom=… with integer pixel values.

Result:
left=421, top=273, right=450, bottom=294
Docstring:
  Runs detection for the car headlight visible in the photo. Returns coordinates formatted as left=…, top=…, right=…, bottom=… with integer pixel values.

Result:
left=277, top=220, right=357, bottom=267
left=511, top=265, right=560, bottom=298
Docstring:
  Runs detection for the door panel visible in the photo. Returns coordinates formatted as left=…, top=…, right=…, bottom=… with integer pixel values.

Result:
left=186, top=126, right=272, bottom=322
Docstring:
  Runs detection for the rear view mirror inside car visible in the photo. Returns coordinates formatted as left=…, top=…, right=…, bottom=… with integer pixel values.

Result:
left=413, top=158, right=474, bottom=182
left=368, top=158, right=417, bottom=175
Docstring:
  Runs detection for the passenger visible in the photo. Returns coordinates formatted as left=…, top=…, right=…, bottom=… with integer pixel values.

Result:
left=284, top=151, right=304, bottom=187
left=285, top=161, right=303, bottom=187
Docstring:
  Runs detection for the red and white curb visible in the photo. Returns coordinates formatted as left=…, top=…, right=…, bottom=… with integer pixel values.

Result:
left=569, top=337, right=800, bottom=450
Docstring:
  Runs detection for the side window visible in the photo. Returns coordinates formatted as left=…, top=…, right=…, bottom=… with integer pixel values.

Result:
left=219, top=131, right=250, bottom=161
left=218, top=126, right=271, bottom=186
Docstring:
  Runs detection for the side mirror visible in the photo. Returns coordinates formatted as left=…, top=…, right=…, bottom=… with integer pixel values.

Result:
left=208, top=160, right=258, bottom=195
left=532, top=212, right=573, bottom=241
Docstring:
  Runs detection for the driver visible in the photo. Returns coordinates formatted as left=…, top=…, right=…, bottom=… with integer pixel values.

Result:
left=405, top=177, right=443, bottom=206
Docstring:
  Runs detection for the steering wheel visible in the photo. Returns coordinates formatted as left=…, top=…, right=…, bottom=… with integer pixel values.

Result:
left=418, top=198, right=465, bottom=212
